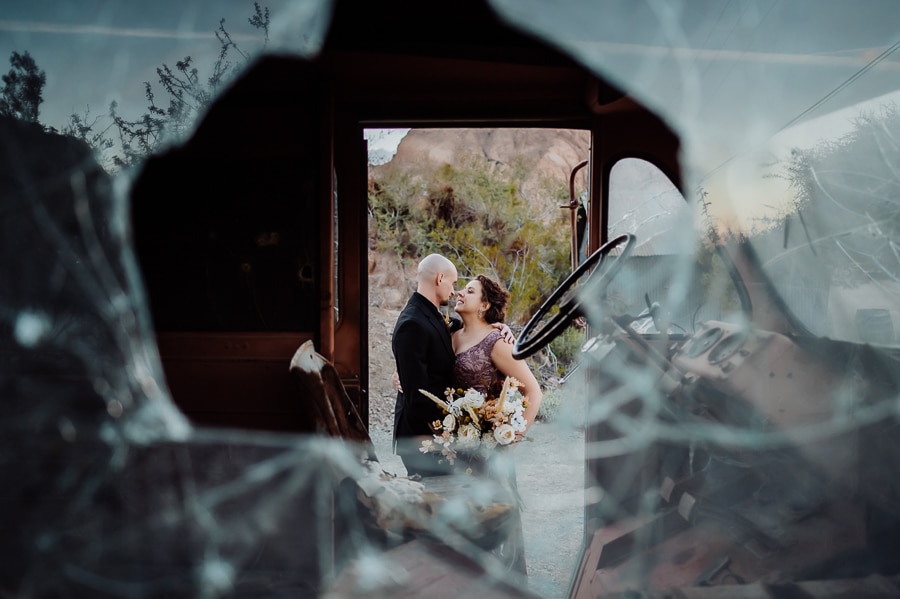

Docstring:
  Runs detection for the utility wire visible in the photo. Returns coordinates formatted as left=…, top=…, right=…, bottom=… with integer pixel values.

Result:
left=780, top=38, right=900, bottom=131
left=700, top=37, right=900, bottom=183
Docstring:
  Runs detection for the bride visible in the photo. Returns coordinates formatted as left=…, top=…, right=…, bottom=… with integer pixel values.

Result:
left=452, top=275, right=543, bottom=431
left=452, top=274, right=542, bottom=576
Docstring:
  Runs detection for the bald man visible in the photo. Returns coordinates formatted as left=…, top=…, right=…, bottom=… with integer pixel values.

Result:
left=391, top=254, right=460, bottom=477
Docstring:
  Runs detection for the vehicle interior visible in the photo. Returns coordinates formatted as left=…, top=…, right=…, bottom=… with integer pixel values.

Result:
left=129, top=0, right=900, bottom=591
left=4, top=0, right=900, bottom=597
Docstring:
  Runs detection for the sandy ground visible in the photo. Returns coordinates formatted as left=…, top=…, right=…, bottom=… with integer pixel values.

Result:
left=367, top=306, right=586, bottom=599
left=368, top=423, right=585, bottom=598
left=367, top=424, right=585, bottom=599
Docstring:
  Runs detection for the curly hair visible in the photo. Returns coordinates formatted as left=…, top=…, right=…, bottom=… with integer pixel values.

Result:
left=477, top=274, right=510, bottom=324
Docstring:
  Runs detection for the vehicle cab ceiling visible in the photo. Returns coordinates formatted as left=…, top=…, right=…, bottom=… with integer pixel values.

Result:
left=318, top=0, right=626, bottom=124
left=315, top=3, right=900, bottom=593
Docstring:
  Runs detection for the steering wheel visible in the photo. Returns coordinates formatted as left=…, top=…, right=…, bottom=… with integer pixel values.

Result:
left=512, top=233, right=635, bottom=359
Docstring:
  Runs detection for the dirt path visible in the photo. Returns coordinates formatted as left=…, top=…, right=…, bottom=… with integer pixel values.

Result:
left=369, top=421, right=584, bottom=598
left=367, top=305, right=585, bottom=598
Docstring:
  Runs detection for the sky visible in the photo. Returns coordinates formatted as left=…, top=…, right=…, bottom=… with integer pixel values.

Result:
left=5, top=0, right=900, bottom=226
left=364, top=128, right=410, bottom=164
left=0, top=0, right=410, bottom=165
left=487, top=1, right=900, bottom=230
left=0, top=1, right=301, bottom=132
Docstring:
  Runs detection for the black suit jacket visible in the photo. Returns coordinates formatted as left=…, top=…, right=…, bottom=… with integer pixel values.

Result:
left=392, top=292, right=455, bottom=444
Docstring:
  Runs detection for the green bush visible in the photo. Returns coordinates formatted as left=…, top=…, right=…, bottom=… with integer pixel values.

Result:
left=368, top=150, right=592, bottom=396
left=546, top=327, right=587, bottom=376
left=535, top=383, right=586, bottom=424
left=369, top=152, right=573, bottom=327
left=536, top=387, right=565, bottom=422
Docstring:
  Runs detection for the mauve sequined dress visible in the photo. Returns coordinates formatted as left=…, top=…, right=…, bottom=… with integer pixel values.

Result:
left=453, top=329, right=503, bottom=393
left=451, top=328, right=528, bottom=574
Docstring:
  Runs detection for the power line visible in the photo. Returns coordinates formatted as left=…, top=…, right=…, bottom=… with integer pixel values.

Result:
left=780, top=39, right=900, bottom=131
left=701, top=37, right=900, bottom=183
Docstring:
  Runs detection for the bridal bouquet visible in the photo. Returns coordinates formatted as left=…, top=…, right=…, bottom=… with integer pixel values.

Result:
left=418, top=376, right=529, bottom=467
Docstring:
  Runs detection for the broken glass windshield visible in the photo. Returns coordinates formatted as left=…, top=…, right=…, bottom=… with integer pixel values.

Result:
left=494, top=0, right=900, bottom=347
left=5, top=1, right=900, bottom=597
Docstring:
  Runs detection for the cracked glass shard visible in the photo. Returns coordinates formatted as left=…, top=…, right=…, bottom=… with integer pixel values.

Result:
left=4, top=1, right=900, bottom=597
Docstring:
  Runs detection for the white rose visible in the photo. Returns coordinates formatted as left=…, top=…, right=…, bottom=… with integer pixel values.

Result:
left=461, top=389, right=485, bottom=409
left=493, top=423, right=516, bottom=446
left=442, top=414, right=457, bottom=432
left=457, top=423, right=482, bottom=447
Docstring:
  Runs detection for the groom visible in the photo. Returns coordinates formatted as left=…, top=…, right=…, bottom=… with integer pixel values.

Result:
left=392, top=253, right=459, bottom=477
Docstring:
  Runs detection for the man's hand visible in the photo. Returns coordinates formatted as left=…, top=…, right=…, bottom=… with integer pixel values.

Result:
left=492, top=322, right=516, bottom=344
left=392, top=371, right=403, bottom=393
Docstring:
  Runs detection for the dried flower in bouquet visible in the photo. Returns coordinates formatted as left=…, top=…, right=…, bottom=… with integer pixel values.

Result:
left=418, top=376, right=529, bottom=467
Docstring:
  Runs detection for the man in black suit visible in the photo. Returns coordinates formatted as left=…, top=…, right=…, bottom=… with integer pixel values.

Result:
left=392, top=253, right=459, bottom=477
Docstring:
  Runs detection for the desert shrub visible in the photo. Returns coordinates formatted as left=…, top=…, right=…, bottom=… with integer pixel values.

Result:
left=368, top=150, right=581, bottom=377
left=545, top=327, right=587, bottom=376
left=369, top=153, right=572, bottom=322
left=535, top=382, right=587, bottom=424
left=536, top=387, right=565, bottom=422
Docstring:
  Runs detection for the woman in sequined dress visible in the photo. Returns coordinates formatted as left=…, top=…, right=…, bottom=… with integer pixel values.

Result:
left=452, top=275, right=543, bottom=429
left=451, top=274, right=543, bottom=576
